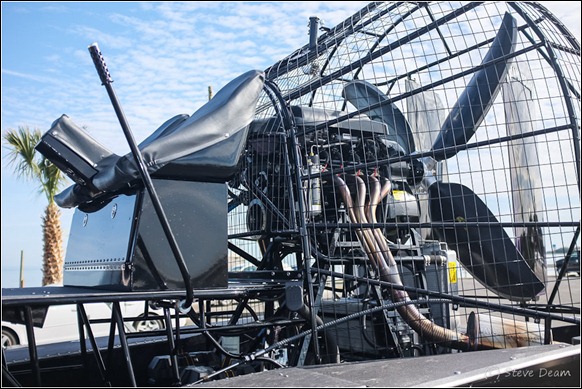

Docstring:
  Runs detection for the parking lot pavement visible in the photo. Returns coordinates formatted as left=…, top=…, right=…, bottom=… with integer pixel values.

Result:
left=456, top=274, right=580, bottom=309
left=452, top=274, right=580, bottom=339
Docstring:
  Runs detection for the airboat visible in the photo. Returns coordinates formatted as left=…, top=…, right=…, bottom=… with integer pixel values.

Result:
left=2, top=1, right=580, bottom=387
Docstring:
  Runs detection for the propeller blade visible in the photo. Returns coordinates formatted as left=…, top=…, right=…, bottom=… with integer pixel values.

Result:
left=503, top=63, right=547, bottom=286
left=431, top=12, right=517, bottom=160
left=405, top=78, right=448, bottom=239
left=428, top=181, right=545, bottom=301
left=405, top=78, right=446, bottom=152
left=343, top=80, right=416, bottom=154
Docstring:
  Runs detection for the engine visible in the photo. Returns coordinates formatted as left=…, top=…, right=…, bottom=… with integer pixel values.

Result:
left=238, top=105, right=425, bottom=251
left=228, top=103, right=457, bottom=359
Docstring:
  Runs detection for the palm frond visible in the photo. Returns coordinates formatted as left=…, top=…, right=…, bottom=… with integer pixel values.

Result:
left=3, top=126, right=42, bottom=180
left=3, top=126, right=68, bottom=203
left=40, top=158, right=67, bottom=202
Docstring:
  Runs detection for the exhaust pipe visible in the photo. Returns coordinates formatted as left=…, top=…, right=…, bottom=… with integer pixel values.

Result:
left=333, top=174, right=545, bottom=350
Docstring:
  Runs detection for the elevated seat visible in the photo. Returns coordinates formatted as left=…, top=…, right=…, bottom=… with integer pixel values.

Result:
left=34, top=70, right=265, bottom=291
left=37, top=70, right=265, bottom=209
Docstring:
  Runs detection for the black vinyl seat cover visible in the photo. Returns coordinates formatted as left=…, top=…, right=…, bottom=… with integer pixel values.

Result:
left=53, top=70, right=265, bottom=209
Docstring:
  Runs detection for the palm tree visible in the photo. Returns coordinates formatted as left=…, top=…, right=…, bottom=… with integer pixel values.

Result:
left=3, top=126, right=68, bottom=286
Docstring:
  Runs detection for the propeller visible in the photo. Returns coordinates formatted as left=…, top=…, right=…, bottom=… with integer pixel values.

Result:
left=404, top=77, right=447, bottom=241
left=405, top=78, right=446, bottom=154
left=503, top=62, right=547, bottom=287
left=342, top=12, right=545, bottom=301
left=428, top=181, right=545, bottom=300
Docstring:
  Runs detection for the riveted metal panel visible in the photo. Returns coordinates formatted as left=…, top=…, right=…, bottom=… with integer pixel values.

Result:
left=63, top=179, right=227, bottom=291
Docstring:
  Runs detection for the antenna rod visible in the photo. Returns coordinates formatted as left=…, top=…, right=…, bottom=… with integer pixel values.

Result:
left=87, top=42, right=193, bottom=311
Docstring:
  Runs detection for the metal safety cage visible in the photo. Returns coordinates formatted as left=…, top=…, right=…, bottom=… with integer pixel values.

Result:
left=227, top=0, right=580, bottom=366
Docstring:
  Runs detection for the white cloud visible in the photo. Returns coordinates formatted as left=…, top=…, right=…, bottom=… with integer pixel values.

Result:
left=538, top=1, right=581, bottom=43
left=4, top=2, right=569, bottom=147
left=1, top=69, right=60, bottom=84
left=69, top=25, right=133, bottom=50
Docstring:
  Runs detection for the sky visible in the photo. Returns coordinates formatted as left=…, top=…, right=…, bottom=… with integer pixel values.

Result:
left=1, top=1, right=581, bottom=288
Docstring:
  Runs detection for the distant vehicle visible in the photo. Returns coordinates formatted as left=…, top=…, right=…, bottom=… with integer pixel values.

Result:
left=555, top=250, right=580, bottom=276
left=230, top=264, right=258, bottom=272
left=231, top=261, right=295, bottom=272
left=2, top=300, right=177, bottom=349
